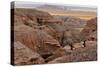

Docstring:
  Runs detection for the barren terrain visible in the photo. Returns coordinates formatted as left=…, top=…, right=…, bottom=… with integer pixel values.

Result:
left=11, top=8, right=97, bottom=65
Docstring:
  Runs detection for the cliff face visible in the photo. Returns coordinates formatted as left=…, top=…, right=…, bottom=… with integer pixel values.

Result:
left=14, top=25, right=61, bottom=56
left=14, top=8, right=53, bottom=26
left=12, top=8, right=97, bottom=65
left=80, top=17, right=97, bottom=41
left=13, top=8, right=64, bottom=65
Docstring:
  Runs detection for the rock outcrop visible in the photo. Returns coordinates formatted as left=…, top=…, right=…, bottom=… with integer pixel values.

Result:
left=12, top=8, right=97, bottom=65
left=80, top=17, right=97, bottom=41
left=14, top=41, right=45, bottom=65
left=14, top=24, right=61, bottom=59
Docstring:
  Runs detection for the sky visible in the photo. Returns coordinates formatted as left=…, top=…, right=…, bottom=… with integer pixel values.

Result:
left=14, top=1, right=97, bottom=12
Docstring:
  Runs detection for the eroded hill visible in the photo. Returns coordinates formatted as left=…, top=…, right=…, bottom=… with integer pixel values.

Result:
left=12, top=8, right=97, bottom=65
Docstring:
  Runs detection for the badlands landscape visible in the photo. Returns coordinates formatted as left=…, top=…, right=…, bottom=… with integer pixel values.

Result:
left=11, top=3, right=97, bottom=65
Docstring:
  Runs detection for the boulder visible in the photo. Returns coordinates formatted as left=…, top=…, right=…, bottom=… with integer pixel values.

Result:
left=63, top=45, right=72, bottom=52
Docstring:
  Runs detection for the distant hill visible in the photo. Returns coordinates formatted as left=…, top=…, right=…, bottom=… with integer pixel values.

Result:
left=37, top=4, right=97, bottom=12
left=12, top=8, right=97, bottom=65
left=14, top=1, right=97, bottom=20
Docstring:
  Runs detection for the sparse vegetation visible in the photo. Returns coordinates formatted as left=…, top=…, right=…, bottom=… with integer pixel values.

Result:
left=12, top=8, right=97, bottom=65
